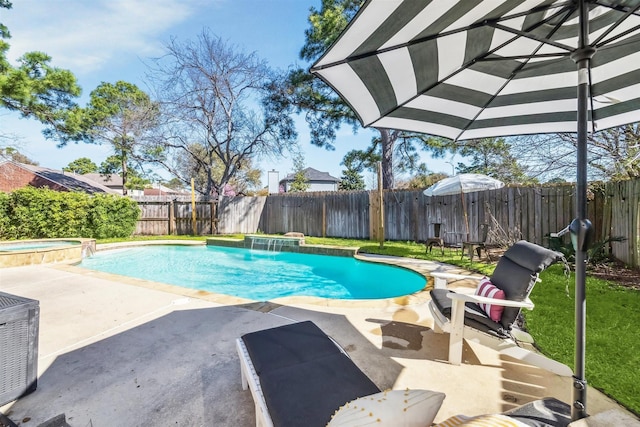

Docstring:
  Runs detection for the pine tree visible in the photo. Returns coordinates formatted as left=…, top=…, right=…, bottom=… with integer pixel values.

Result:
left=288, top=153, right=310, bottom=192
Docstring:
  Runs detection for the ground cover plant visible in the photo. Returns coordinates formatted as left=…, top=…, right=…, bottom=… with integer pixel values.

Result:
left=102, top=234, right=639, bottom=415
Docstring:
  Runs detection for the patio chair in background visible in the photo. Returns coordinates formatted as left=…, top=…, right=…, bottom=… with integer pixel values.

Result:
left=461, top=223, right=489, bottom=261
left=429, top=240, right=573, bottom=377
left=426, top=223, right=445, bottom=255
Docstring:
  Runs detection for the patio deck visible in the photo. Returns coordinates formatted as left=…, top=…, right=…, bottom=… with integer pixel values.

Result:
left=0, top=252, right=635, bottom=426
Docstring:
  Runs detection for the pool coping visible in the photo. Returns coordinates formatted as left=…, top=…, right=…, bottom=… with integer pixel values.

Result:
left=70, top=239, right=477, bottom=309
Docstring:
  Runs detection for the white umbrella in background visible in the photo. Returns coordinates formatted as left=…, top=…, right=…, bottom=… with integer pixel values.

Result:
left=310, top=1, right=640, bottom=419
left=423, top=173, right=505, bottom=197
left=423, top=173, right=504, bottom=239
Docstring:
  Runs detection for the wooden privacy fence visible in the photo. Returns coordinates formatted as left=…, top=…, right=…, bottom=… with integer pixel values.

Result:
left=217, top=196, right=266, bottom=234
left=133, top=179, right=640, bottom=267
left=135, top=201, right=216, bottom=235
left=256, top=191, right=370, bottom=239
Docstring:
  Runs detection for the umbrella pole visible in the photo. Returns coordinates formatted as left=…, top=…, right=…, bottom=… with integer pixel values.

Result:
left=570, top=0, right=595, bottom=420
left=461, top=191, right=469, bottom=241
left=377, top=161, right=384, bottom=248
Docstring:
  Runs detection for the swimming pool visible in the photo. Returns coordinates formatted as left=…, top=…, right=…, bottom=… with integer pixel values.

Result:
left=79, top=245, right=426, bottom=300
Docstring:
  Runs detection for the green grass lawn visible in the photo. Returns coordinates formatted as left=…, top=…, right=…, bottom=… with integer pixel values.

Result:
left=100, top=234, right=640, bottom=415
left=528, top=265, right=640, bottom=415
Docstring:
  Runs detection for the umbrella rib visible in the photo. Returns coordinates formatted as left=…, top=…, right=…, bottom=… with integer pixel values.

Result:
left=311, top=1, right=573, bottom=72
left=592, top=0, right=640, bottom=18
left=491, top=22, right=575, bottom=52
left=486, top=2, right=579, bottom=53
left=583, top=2, right=640, bottom=133
left=591, top=2, right=640, bottom=47
left=479, top=52, right=568, bottom=61
left=368, top=3, right=576, bottom=134
left=595, top=22, right=640, bottom=48
left=450, top=6, right=576, bottom=140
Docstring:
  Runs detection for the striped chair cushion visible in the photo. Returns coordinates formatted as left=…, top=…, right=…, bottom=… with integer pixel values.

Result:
left=475, top=278, right=506, bottom=322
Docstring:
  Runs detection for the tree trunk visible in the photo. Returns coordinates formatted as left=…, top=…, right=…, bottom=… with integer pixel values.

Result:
left=121, top=150, right=128, bottom=196
left=378, top=128, right=394, bottom=189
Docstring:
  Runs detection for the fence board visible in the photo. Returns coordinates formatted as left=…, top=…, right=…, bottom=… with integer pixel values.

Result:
left=506, top=187, right=515, bottom=233
left=135, top=202, right=171, bottom=235
left=526, top=188, right=536, bottom=243
left=174, top=202, right=213, bottom=235
left=369, top=190, right=381, bottom=241
left=218, top=197, right=265, bottom=234
left=320, top=191, right=368, bottom=238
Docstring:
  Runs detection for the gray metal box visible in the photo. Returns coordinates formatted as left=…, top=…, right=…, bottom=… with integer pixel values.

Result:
left=0, top=291, right=39, bottom=406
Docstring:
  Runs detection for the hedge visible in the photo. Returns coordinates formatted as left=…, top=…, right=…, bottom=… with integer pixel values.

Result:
left=0, top=187, right=140, bottom=239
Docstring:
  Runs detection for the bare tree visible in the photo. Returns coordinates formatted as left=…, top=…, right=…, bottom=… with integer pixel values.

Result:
left=145, top=29, right=297, bottom=201
left=510, top=124, right=640, bottom=182
left=173, top=144, right=262, bottom=196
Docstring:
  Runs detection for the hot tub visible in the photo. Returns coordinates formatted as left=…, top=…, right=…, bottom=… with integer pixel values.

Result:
left=0, top=239, right=96, bottom=268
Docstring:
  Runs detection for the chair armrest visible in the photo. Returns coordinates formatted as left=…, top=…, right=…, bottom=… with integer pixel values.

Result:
left=447, top=292, right=535, bottom=309
left=430, top=272, right=482, bottom=281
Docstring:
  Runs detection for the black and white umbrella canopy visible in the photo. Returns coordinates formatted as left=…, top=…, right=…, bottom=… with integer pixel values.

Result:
left=311, top=0, right=640, bottom=420
left=311, top=0, right=640, bottom=141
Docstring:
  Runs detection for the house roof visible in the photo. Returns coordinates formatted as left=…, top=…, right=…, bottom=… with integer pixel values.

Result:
left=11, top=162, right=119, bottom=194
left=144, top=184, right=189, bottom=196
left=280, top=167, right=340, bottom=183
left=83, top=173, right=124, bottom=187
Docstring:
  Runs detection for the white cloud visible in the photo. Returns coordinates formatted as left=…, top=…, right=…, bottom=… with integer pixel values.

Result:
left=4, top=0, right=208, bottom=74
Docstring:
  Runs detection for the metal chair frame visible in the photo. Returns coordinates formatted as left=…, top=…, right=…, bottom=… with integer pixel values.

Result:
left=426, top=223, right=445, bottom=255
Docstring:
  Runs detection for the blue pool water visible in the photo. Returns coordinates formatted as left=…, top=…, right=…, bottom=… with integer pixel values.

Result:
left=79, top=245, right=426, bottom=300
left=0, top=241, right=79, bottom=251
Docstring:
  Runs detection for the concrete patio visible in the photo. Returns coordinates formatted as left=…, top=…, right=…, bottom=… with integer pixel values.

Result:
left=0, top=253, right=636, bottom=426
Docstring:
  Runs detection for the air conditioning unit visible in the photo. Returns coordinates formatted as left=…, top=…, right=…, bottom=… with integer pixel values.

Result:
left=0, top=291, right=39, bottom=406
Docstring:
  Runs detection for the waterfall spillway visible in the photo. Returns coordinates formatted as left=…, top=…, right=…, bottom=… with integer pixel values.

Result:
left=243, top=235, right=304, bottom=253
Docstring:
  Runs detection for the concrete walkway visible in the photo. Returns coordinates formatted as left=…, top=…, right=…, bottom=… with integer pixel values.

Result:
left=0, top=252, right=636, bottom=426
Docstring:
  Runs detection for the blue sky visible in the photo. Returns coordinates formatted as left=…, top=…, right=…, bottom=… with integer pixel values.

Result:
left=2, top=0, right=457, bottom=187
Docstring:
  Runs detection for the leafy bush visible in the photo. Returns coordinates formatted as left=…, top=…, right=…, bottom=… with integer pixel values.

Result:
left=0, top=187, right=140, bottom=239
left=7, top=187, right=91, bottom=238
left=88, top=193, right=140, bottom=238
left=0, top=192, right=9, bottom=237
left=548, top=233, right=627, bottom=265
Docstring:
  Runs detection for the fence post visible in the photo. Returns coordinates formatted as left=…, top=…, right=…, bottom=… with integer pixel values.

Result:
left=169, top=200, right=175, bottom=235
left=412, top=192, right=419, bottom=242
left=191, top=178, right=197, bottom=236
left=377, top=162, right=384, bottom=248
left=211, top=201, right=217, bottom=235
left=322, top=198, right=326, bottom=238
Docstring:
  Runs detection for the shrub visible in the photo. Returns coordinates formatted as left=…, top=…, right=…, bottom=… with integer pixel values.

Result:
left=548, top=233, right=627, bottom=265
left=5, top=187, right=84, bottom=238
left=0, top=192, right=9, bottom=238
left=87, top=193, right=140, bottom=238
left=0, top=187, right=140, bottom=239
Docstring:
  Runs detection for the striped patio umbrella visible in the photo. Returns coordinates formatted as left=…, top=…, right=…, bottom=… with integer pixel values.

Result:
left=311, top=0, right=640, bottom=420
